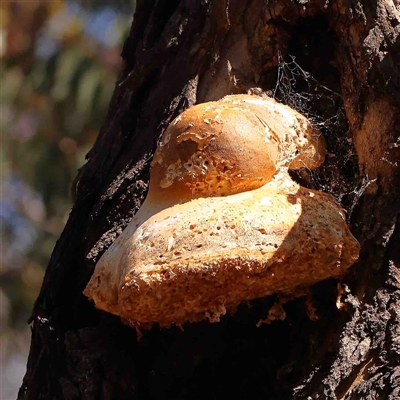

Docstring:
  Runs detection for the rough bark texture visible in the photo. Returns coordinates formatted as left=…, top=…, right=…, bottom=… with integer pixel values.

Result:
left=19, top=1, right=400, bottom=399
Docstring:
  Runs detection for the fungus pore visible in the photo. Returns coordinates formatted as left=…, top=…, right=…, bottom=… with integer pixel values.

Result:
left=84, top=94, right=360, bottom=329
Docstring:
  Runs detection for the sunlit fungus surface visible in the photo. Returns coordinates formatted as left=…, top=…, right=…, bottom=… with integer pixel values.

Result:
left=84, top=94, right=360, bottom=330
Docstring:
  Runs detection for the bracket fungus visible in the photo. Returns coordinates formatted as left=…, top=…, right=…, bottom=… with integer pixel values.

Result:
left=84, top=94, right=360, bottom=329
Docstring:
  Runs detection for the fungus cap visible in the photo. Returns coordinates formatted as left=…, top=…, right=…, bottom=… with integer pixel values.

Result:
left=150, top=94, right=326, bottom=202
left=84, top=95, right=359, bottom=329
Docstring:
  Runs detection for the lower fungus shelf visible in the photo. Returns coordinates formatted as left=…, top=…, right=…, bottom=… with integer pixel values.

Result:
left=84, top=171, right=359, bottom=329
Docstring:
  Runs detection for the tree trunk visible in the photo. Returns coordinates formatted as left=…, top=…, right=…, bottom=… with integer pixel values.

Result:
left=19, top=1, right=400, bottom=399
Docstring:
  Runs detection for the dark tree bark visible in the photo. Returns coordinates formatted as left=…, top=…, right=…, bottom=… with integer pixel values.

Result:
left=19, top=1, right=400, bottom=399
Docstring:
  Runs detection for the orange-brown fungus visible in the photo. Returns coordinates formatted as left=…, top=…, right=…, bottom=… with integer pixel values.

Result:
left=84, top=94, right=359, bottom=329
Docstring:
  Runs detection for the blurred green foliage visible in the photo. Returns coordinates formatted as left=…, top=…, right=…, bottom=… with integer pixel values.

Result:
left=1, top=1, right=134, bottom=396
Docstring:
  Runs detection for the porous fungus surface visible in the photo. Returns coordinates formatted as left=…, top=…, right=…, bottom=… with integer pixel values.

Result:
left=84, top=94, right=359, bottom=329
left=150, top=94, right=325, bottom=201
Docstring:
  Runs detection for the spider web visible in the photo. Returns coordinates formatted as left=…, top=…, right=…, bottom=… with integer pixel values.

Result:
left=271, top=53, right=371, bottom=220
